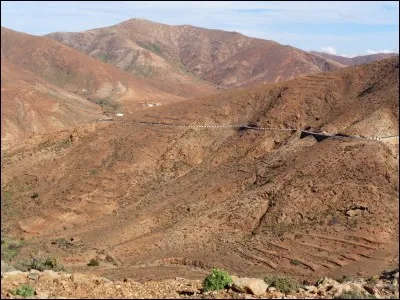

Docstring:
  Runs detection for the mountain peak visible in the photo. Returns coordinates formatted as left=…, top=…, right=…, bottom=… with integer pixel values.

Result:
left=46, top=18, right=343, bottom=89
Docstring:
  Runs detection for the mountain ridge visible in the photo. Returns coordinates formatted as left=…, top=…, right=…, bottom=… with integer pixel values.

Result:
left=46, top=18, right=344, bottom=88
left=1, top=26, right=215, bottom=147
left=310, top=51, right=398, bottom=66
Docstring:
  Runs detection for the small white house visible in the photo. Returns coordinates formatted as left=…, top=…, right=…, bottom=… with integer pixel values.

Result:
left=115, top=113, right=124, bottom=117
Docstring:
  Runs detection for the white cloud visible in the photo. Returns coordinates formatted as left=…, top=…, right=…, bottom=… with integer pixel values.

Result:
left=366, top=49, right=397, bottom=54
left=321, top=46, right=337, bottom=55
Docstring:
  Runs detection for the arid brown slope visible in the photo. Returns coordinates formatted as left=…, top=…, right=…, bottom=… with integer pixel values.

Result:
left=1, top=58, right=104, bottom=148
left=1, top=27, right=207, bottom=146
left=310, top=51, right=398, bottom=66
left=1, top=58, right=398, bottom=284
left=0, top=27, right=198, bottom=107
left=47, top=18, right=342, bottom=88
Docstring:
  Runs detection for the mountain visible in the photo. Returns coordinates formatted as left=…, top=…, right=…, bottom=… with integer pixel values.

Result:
left=2, top=57, right=398, bottom=283
left=1, top=58, right=103, bottom=147
left=46, top=18, right=343, bottom=88
left=310, top=51, right=399, bottom=66
left=1, top=26, right=204, bottom=104
left=1, top=27, right=213, bottom=147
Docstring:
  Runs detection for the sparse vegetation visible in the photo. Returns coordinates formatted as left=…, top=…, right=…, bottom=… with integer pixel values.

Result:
left=366, top=275, right=379, bottom=284
left=1, top=190, right=14, bottom=214
left=290, top=259, right=301, bottom=266
left=43, top=69, right=75, bottom=87
left=52, top=238, right=68, bottom=246
left=89, top=169, right=99, bottom=176
left=2, top=190, right=13, bottom=202
left=264, top=275, right=299, bottom=294
left=51, top=237, right=78, bottom=249
left=1, top=236, right=25, bottom=262
left=31, top=192, right=39, bottom=199
left=87, top=258, right=100, bottom=267
left=203, top=268, right=233, bottom=291
left=94, top=99, right=120, bottom=111
left=49, top=137, right=73, bottom=152
left=133, top=63, right=162, bottom=78
left=337, top=275, right=353, bottom=283
left=137, top=41, right=162, bottom=56
left=15, top=256, right=65, bottom=272
left=99, top=53, right=110, bottom=63
left=334, top=290, right=377, bottom=299
left=11, top=284, right=35, bottom=297
left=267, top=222, right=296, bottom=238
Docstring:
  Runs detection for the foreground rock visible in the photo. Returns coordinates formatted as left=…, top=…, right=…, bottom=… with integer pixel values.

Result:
left=1, top=261, right=16, bottom=273
left=232, top=277, right=268, bottom=296
left=1, top=268, right=398, bottom=299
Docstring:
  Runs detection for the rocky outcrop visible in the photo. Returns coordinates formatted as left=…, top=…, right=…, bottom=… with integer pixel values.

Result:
left=1, top=268, right=398, bottom=299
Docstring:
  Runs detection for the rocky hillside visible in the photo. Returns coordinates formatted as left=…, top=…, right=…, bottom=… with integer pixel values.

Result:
left=47, top=18, right=343, bottom=88
left=310, top=51, right=398, bottom=66
left=1, top=58, right=103, bottom=148
left=1, top=264, right=398, bottom=299
left=1, top=27, right=212, bottom=148
left=2, top=57, right=398, bottom=286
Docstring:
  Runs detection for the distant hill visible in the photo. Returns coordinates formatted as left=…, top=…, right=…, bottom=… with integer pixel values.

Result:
left=1, top=26, right=204, bottom=147
left=1, top=58, right=104, bottom=146
left=310, top=51, right=398, bottom=66
left=0, top=27, right=195, bottom=104
left=46, top=18, right=343, bottom=88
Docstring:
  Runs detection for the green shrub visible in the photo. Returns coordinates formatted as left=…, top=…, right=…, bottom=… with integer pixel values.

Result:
left=87, top=259, right=100, bottom=267
left=43, top=257, right=60, bottom=269
left=203, top=268, right=233, bottom=291
left=290, top=259, right=301, bottom=266
left=366, top=275, right=379, bottom=284
left=31, top=193, right=39, bottom=199
left=11, top=284, right=35, bottom=297
left=264, top=275, right=299, bottom=294
left=99, top=53, right=110, bottom=63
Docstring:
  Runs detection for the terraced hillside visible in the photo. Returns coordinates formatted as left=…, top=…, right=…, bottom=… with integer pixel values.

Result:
left=1, top=57, right=398, bottom=284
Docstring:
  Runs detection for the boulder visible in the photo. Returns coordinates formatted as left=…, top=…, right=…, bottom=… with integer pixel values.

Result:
left=40, top=270, right=61, bottom=281
left=1, top=270, right=26, bottom=280
left=303, top=285, right=318, bottom=293
left=232, top=277, right=268, bottom=296
left=1, top=260, right=16, bottom=273
left=316, top=277, right=340, bottom=290
left=28, top=272, right=40, bottom=281
left=331, top=282, right=364, bottom=298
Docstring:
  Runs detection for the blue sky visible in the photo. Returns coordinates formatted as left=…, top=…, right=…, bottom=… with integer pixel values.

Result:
left=1, top=1, right=399, bottom=57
